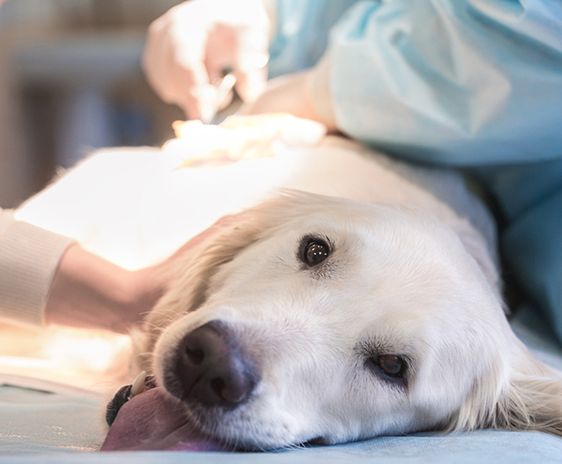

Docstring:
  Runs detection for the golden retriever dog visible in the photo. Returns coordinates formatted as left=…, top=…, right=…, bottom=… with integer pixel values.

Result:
left=16, top=115, right=562, bottom=449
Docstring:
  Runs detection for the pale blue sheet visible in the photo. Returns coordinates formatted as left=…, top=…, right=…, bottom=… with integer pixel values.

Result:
left=3, top=431, right=562, bottom=464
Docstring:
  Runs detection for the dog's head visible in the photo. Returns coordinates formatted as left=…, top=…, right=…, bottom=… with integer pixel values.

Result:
left=142, top=191, right=562, bottom=449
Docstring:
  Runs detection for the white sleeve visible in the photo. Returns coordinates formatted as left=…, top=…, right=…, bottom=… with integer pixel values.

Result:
left=0, top=209, right=74, bottom=326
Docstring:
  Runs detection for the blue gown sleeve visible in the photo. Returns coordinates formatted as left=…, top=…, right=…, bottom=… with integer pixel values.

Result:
left=268, top=0, right=364, bottom=77
left=324, top=0, right=562, bottom=166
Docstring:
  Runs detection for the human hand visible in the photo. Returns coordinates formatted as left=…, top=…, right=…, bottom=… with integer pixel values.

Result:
left=143, top=0, right=271, bottom=121
left=45, top=215, right=238, bottom=333
left=240, top=65, right=337, bottom=131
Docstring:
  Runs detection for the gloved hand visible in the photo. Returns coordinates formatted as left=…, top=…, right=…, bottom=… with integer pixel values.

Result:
left=143, top=0, right=271, bottom=121
left=241, top=62, right=337, bottom=132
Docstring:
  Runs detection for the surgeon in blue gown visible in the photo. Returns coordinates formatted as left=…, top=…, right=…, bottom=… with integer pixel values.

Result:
left=144, top=0, right=562, bottom=343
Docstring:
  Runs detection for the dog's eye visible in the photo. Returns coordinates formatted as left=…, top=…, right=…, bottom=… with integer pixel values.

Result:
left=299, top=236, right=331, bottom=267
left=367, top=354, right=407, bottom=380
left=378, top=355, right=405, bottom=377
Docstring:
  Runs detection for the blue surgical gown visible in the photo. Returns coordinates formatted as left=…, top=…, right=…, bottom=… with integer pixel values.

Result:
left=269, top=0, right=562, bottom=343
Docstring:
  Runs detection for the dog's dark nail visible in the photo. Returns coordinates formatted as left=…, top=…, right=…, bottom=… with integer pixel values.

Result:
left=105, top=376, right=158, bottom=426
left=105, top=384, right=133, bottom=426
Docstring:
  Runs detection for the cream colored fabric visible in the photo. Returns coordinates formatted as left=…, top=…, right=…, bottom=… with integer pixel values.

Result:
left=0, top=209, right=73, bottom=326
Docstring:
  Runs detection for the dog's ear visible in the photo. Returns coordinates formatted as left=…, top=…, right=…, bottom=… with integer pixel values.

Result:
left=494, top=356, right=562, bottom=436
left=449, top=344, right=562, bottom=436
left=144, top=217, right=262, bottom=338
left=141, top=193, right=305, bottom=355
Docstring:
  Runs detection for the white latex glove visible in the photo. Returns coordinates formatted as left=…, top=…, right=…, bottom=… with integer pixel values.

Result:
left=241, top=64, right=337, bottom=131
left=143, top=0, right=271, bottom=121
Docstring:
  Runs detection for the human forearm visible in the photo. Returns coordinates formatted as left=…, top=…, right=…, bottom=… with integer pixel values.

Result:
left=44, top=214, right=237, bottom=333
left=0, top=209, right=161, bottom=333
left=1, top=206, right=236, bottom=333
left=44, top=244, right=164, bottom=333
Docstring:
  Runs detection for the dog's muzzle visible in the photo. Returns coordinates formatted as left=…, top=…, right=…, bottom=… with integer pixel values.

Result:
left=167, top=320, right=260, bottom=408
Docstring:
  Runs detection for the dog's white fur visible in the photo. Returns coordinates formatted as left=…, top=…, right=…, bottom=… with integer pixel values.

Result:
left=16, top=117, right=562, bottom=449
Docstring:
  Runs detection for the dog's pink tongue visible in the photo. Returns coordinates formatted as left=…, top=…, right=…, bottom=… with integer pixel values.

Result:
left=101, top=387, right=225, bottom=451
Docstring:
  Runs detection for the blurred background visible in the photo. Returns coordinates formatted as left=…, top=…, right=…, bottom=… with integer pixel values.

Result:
left=0, top=0, right=185, bottom=207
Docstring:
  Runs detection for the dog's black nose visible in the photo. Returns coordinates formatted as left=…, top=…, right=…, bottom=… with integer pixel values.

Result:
left=171, top=321, right=259, bottom=408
